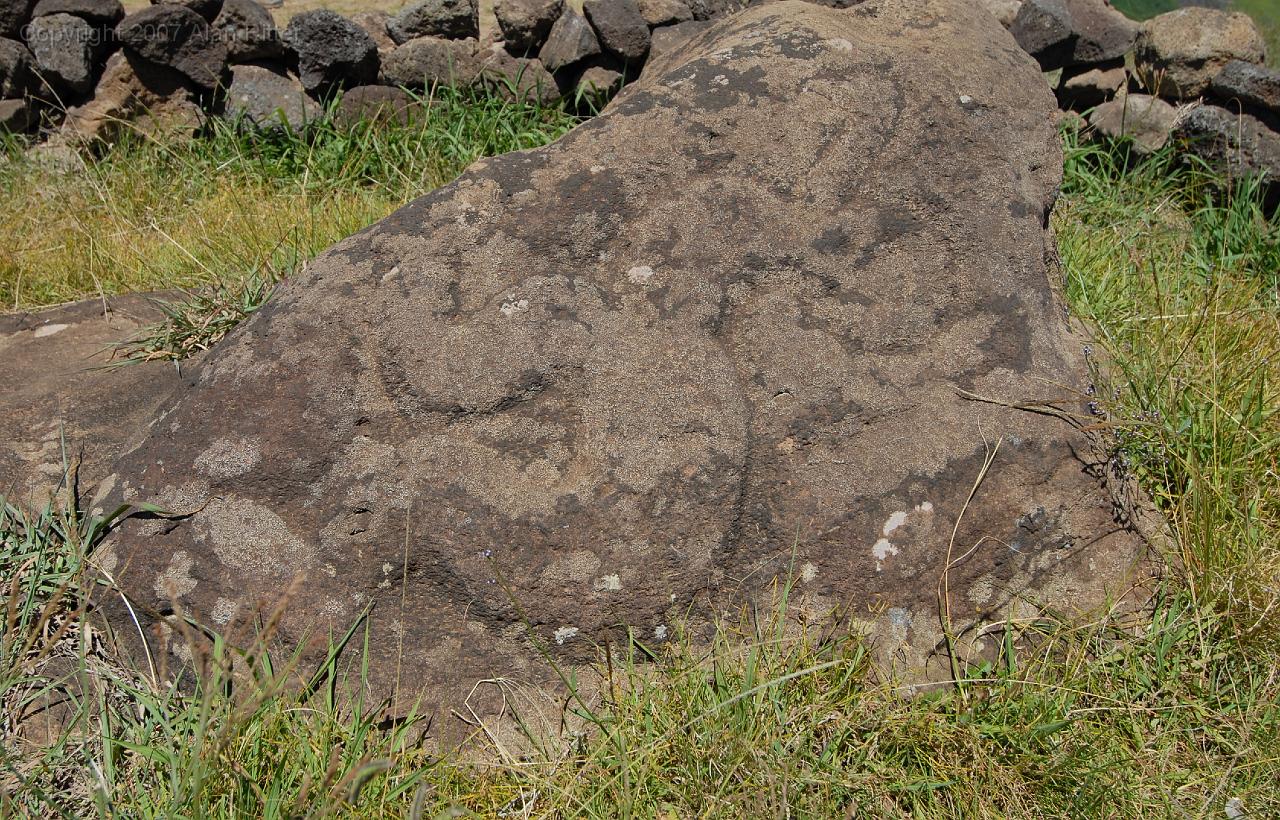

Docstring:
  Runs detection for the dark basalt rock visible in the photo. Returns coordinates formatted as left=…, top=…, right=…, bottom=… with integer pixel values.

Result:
left=282, top=9, right=378, bottom=95
left=583, top=0, right=649, bottom=63
left=116, top=4, right=228, bottom=89
left=94, top=0, right=1146, bottom=742
left=538, top=6, right=599, bottom=72
left=386, top=0, right=477, bottom=45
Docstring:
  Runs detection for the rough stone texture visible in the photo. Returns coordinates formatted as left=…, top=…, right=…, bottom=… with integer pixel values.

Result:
left=644, top=17, right=709, bottom=68
left=223, top=63, right=317, bottom=130
left=1136, top=7, right=1266, bottom=100
left=1010, top=0, right=1138, bottom=71
left=0, top=296, right=187, bottom=510
left=637, top=0, right=692, bottom=28
left=0, top=0, right=36, bottom=38
left=575, top=62, right=621, bottom=101
left=0, top=37, right=34, bottom=98
left=61, top=49, right=201, bottom=141
left=31, top=0, right=122, bottom=25
left=117, top=5, right=228, bottom=89
left=350, top=10, right=394, bottom=53
left=380, top=34, right=478, bottom=87
left=336, top=83, right=415, bottom=125
left=537, top=6, right=599, bottom=72
left=282, top=10, right=378, bottom=95
left=152, top=0, right=222, bottom=23
left=97, top=0, right=1145, bottom=736
left=978, top=0, right=1020, bottom=28
left=27, top=12, right=99, bottom=95
left=494, top=0, right=562, bottom=54
left=1088, top=92, right=1177, bottom=153
left=474, top=43, right=559, bottom=103
left=386, top=0, right=478, bottom=45
left=1209, top=60, right=1280, bottom=119
left=1059, top=60, right=1126, bottom=109
left=583, top=0, right=649, bottom=62
left=213, top=0, right=281, bottom=64
left=683, top=0, right=740, bottom=21
left=0, top=95, right=32, bottom=130
left=1174, top=103, right=1280, bottom=182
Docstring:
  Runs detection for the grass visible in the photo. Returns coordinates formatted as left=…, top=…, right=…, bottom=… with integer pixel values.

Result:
left=2, top=117, right=1280, bottom=814
left=0, top=85, right=581, bottom=312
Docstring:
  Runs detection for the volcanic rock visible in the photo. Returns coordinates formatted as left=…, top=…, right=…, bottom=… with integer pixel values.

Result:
left=96, top=0, right=1146, bottom=735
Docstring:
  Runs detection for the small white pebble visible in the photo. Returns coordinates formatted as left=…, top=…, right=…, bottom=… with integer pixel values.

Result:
left=554, top=626, right=579, bottom=645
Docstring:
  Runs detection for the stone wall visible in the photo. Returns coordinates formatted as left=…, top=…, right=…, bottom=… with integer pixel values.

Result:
left=0, top=0, right=1277, bottom=185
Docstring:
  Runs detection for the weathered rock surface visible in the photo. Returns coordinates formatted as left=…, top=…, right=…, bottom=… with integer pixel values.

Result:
left=151, top=0, right=221, bottom=22
left=0, top=37, right=34, bottom=97
left=1088, top=92, right=1177, bottom=153
left=645, top=17, right=708, bottom=66
left=386, top=0, right=478, bottom=45
left=27, top=12, right=100, bottom=95
left=494, top=0, right=562, bottom=54
left=583, top=0, right=648, bottom=62
left=116, top=5, right=228, bottom=89
left=31, top=0, right=123, bottom=25
left=537, top=6, right=599, bottom=72
left=349, top=10, right=394, bottom=53
left=1059, top=60, right=1126, bottom=108
left=575, top=62, right=621, bottom=101
left=1210, top=60, right=1280, bottom=119
left=213, top=0, right=281, bottom=64
left=474, top=43, right=559, bottom=103
left=1174, top=103, right=1280, bottom=182
left=97, top=0, right=1145, bottom=734
left=1010, top=0, right=1137, bottom=71
left=978, top=0, right=1020, bottom=29
left=0, top=296, right=187, bottom=510
left=62, top=49, right=201, bottom=141
left=222, top=62, right=317, bottom=130
left=336, top=82, right=415, bottom=124
left=637, top=0, right=692, bottom=28
left=0, top=95, right=32, bottom=130
left=0, top=0, right=36, bottom=38
left=282, top=10, right=378, bottom=94
left=380, top=34, right=477, bottom=87
left=1136, top=7, right=1266, bottom=99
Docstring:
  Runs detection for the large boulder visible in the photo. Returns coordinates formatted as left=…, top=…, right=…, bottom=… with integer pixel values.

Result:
left=26, top=12, right=101, bottom=95
left=386, top=0, right=478, bottom=45
left=537, top=6, right=600, bottom=73
left=212, top=0, right=282, bottom=64
left=494, top=0, right=562, bottom=55
left=1009, top=0, right=1138, bottom=71
left=222, top=63, right=318, bottom=130
left=583, top=0, right=649, bottom=63
left=282, top=10, right=378, bottom=95
left=1174, top=103, right=1280, bottom=183
left=1136, top=7, right=1267, bottom=100
left=116, top=5, right=228, bottom=90
left=97, top=0, right=1145, bottom=733
left=0, top=296, right=187, bottom=510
